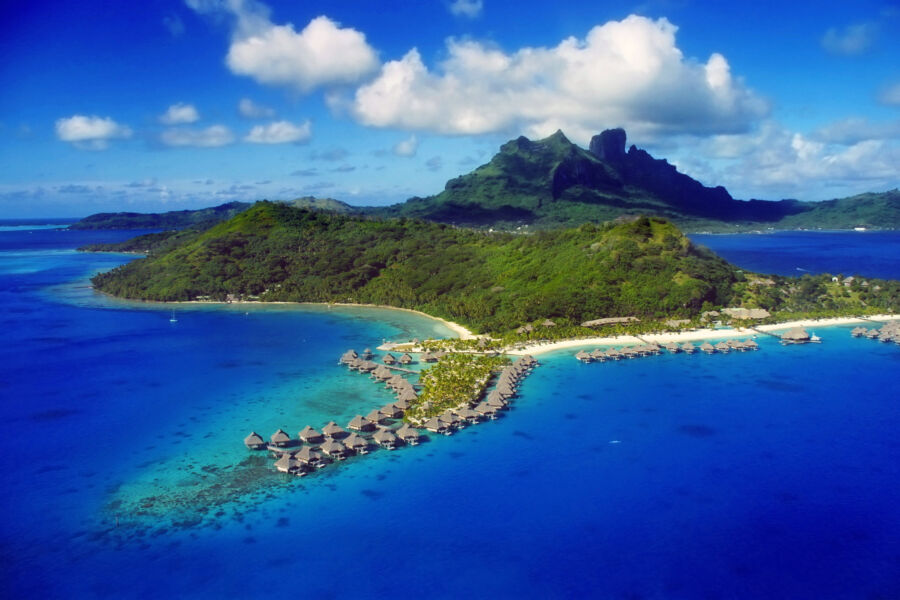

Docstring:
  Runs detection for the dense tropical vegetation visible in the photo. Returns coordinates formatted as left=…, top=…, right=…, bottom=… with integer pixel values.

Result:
left=406, top=354, right=508, bottom=423
left=91, top=202, right=748, bottom=332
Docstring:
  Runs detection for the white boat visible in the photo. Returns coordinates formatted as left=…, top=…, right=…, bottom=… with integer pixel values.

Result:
left=169, top=310, right=177, bottom=323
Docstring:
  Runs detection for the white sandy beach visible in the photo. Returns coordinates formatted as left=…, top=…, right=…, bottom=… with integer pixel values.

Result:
left=505, top=314, right=900, bottom=356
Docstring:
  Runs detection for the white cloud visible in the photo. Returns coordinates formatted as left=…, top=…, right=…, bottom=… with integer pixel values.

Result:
left=811, top=117, right=900, bottom=145
left=245, top=120, right=311, bottom=144
left=159, top=102, right=200, bottom=124
left=187, top=0, right=380, bottom=93
left=238, top=98, right=276, bottom=118
left=160, top=125, right=234, bottom=147
left=879, top=82, right=900, bottom=106
left=55, top=115, right=132, bottom=150
left=821, top=23, right=877, bottom=55
left=350, top=16, right=767, bottom=141
left=449, top=0, right=483, bottom=18
left=694, top=121, right=900, bottom=199
left=392, top=135, right=419, bottom=157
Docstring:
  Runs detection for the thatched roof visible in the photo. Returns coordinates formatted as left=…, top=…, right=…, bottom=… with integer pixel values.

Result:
left=322, top=421, right=345, bottom=437
left=399, top=353, right=413, bottom=364
left=299, top=426, right=323, bottom=443
left=270, top=429, right=291, bottom=445
left=541, top=319, right=556, bottom=327
left=397, top=388, right=418, bottom=402
left=366, top=409, right=386, bottom=423
left=274, top=455, right=294, bottom=472
left=344, top=433, right=368, bottom=449
left=244, top=432, right=265, bottom=448
left=382, top=353, right=396, bottom=364
left=396, top=425, right=420, bottom=440
left=575, top=350, right=591, bottom=361
left=781, top=327, right=810, bottom=341
left=348, top=414, right=372, bottom=431
left=320, top=440, right=346, bottom=456
left=294, top=446, right=321, bottom=463
left=381, top=404, right=403, bottom=418
left=373, top=428, right=398, bottom=444
left=424, top=417, right=446, bottom=431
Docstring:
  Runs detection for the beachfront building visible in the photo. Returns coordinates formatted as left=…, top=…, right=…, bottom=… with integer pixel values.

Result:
left=244, top=432, right=265, bottom=450
left=474, top=402, right=498, bottom=420
left=781, top=327, right=811, bottom=343
left=424, top=417, right=449, bottom=434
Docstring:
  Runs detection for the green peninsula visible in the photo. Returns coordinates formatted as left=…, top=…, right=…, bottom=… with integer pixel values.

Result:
left=90, top=201, right=900, bottom=334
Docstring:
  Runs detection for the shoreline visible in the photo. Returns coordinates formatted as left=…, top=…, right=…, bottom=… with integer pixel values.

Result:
left=505, top=314, right=900, bottom=356
left=171, top=298, right=476, bottom=340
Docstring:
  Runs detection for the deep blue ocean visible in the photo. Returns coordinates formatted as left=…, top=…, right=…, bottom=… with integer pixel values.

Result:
left=2, top=223, right=899, bottom=599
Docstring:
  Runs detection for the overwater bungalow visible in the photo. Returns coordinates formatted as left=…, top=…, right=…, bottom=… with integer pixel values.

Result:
left=320, top=440, right=349, bottom=460
left=474, top=402, right=498, bottom=420
left=850, top=327, right=866, bottom=337
left=865, top=328, right=880, bottom=339
left=322, top=421, right=347, bottom=439
left=372, top=365, right=393, bottom=381
left=361, top=348, right=374, bottom=359
left=744, top=339, right=759, bottom=350
left=781, top=327, right=812, bottom=344
left=397, top=388, right=418, bottom=403
left=343, top=433, right=369, bottom=454
left=299, top=426, right=325, bottom=445
left=486, top=395, right=508, bottom=410
left=270, top=428, right=292, bottom=447
left=357, top=360, right=377, bottom=373
left=700, top=342, right=715, bottom=354
left=396, top=424, right=421, bottom=445
left=663, top=342, right=681, bottom=353
left=381, top=404, right=403, bottom=419
left=387, top=374, right=406, bottom=389
left=244, top=431, right=265, bottom=449
left=399, top=353, right=414, bottom=365
left=274, top=454, right=300, bottom=474
left=575, top=350, right=592, bottom=363
left=606, top=348, right=621, bottom=360
left=590, top=349, right=607, bottom=361
left=424, top=417, right=449, bottom=434
left=373, top=428, right=400, bottom=449
left=348, top=414, right=375, bottom=432
left=715, top=341, right=731, bottom=353
left=682, top=342, right=696, bottom=354
left=382, top=353, right=397, bottom=365
left=347, top=357, right=362, bottom=370
left=646, top=343, right=662, bottom=355
left=339, top=349, right=358, bottom=365
left=294, top=446, right=323, bottom=467
left=456, top=407, right=481, bottom=424
left=366, top=408, right=387, bottom=425
left=421, top=351, right=437, bottom=363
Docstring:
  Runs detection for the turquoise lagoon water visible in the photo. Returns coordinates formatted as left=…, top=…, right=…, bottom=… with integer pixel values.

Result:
left=2, top=225, right=899, bottom=598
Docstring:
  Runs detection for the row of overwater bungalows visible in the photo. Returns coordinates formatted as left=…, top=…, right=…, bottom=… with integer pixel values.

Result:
left=851, top=322, right=900, bottom=344
left=575, top=339, right=759, bottom=362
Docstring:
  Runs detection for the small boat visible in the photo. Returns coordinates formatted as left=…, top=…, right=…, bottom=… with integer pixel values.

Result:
left=169, top=310, right=177, bottom=323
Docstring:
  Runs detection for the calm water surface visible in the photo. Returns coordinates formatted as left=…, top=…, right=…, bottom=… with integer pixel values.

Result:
left=2, top=226, right=899, bottom=598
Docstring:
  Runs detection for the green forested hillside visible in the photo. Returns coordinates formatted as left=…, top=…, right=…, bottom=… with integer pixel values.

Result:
left=68, top=201, right=251, bottom=230
left=92, top=202, right=742, bottom=332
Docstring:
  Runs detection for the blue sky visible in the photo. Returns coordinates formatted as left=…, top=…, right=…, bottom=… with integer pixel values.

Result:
left=1, top=0, right=898, bottom=217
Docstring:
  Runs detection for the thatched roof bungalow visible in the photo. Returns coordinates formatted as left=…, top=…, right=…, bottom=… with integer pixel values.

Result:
left=244, top=431, right=265, bottom=449
left=373, top=428, right=400, bottom=449
left=396, top=424, right=421, bottom=445
left=348, top=414, right=375, bottom=432
left=299, top=426, right=324, bottom=445
left=320, top=440, right=348, bottom=459
left=322, top=421, right=346, bottom=439
left=343, top=433, right=369, bottom=454
left=382, top=353, right=396, bottom=365
left=270, top=428, right=292, bottom=447
left=781, top=327, right=811, bottom=342
left=399, top=353, right=413, bottom=365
